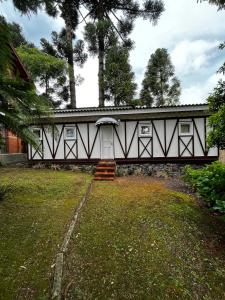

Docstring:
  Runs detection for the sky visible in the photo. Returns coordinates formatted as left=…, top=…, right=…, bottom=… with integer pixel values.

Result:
left=1, top=0, right=225, bottom=107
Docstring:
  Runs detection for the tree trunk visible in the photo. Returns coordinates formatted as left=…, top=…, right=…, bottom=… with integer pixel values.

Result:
left=159, top=70, right=164, bottom=106
left=98, top=34, right=105, bottom=107
left=65, top=23, right=76, bottom=108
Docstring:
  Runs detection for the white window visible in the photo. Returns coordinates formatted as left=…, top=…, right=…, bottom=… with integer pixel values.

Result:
left=179, top=121, right=193, bottom=136
left=64, top=126, right=76, bottom=140
left=33, top=128, right=42, bottom=140
left=139, top=123, right=152, bottom=137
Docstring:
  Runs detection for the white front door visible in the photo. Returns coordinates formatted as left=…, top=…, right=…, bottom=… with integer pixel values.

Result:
left=101, top=126, right=114, bottom=159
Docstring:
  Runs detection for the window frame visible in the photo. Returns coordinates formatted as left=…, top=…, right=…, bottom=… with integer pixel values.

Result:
left=139, top=122, right=152, bottom=137
left=64, top=126, right=76, bottom=140
left=179, top=121, right=193, bottom=136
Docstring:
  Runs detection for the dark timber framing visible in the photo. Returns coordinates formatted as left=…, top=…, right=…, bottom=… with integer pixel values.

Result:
left=29, top=115, right=218, bottom=164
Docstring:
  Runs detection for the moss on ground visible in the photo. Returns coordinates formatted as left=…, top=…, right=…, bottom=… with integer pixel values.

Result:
left=63, top=178, right=225, bottom=300
left=0, top=168, right=92, bottom=300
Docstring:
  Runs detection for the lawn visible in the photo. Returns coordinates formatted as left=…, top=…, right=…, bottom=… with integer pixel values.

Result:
left=0, top=168, right=92, bottom=300
left=63, top=177, right=225, bottom=300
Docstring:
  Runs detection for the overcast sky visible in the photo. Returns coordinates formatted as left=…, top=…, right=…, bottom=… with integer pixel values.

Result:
left=1, top=0, right=225, bottom=107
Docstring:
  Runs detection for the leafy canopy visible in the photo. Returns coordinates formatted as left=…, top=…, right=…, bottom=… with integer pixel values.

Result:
left=0, top=15, right=32, bottom=48
left=17, top=45, right=68, bottom=107
left=207, top=80, right=225, bottom=149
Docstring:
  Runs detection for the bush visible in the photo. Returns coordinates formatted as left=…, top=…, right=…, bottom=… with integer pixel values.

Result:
left=0, top=183, right=13, bottom=201
left=184, top=161, right=225, bottom=213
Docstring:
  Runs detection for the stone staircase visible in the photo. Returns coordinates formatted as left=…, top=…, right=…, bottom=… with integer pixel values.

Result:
left=94, top=160, right=116, bottom=181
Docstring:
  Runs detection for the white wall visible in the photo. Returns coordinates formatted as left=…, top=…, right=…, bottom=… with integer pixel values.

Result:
left=29, top=117, right=218, bottom=161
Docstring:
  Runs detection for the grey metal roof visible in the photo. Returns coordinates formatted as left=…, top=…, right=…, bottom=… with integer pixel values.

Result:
left=53, top=103, right=208, bottom=114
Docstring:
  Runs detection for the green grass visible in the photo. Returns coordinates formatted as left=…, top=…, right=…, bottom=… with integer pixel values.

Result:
left=0, top=168, right=92, bottom=300
left=63, top=177, right=225, bottom=300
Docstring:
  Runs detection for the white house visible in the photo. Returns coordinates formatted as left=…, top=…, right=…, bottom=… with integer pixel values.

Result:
left=28, top=104, right=218, bottom=164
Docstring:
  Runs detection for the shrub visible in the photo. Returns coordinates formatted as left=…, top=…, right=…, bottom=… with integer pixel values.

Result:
left=184, top=162, right=225, bottom=213
left=0, top=183, right=13, bottom=201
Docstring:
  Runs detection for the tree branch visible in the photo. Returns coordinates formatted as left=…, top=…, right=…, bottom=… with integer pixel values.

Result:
left=105, top=13, right=126, bottom=43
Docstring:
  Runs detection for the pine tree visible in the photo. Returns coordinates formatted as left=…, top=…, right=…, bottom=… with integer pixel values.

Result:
left=10, top=0, right=81, bottom=108
left=0, top=15, right=34, bottom=48
left=11, top=0, right=165, bottom=108
left=198, top=0, right=225, bottom=9
left=83, top=0, right=164, bottom=107
left=105, top=43, right=137, bottom=106
left=40, top=28, right=87, bottom=108
left=140, top=48, right=181, bottom=107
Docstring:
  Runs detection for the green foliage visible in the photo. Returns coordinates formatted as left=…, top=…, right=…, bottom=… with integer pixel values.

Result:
left=17, top=45, right=68, bottom=107
left=140, top=48, right=181, bottom=107
left=184, top=162, right=225, bottom=213
left=84, top=20, right=117, bottom=56
left=0, top=20, right=11, bottom=74
left=207, top=80, right=225, bottom=149
left=104, top=43, right=137, bottom=106
left=198, top=0, right=225, bottom=9
left=41, top=27, right=87, bottom=108
left=0, top=76, right=51, bottom=146
left=0, top=21, right=51, bottom=147
left=83, top=0, right=164, bottom=106
left=9, top=0, right=57, bottom=15
left=0, top=15, right=30, bottom=48
left=41, top=28, right=87, bottom=67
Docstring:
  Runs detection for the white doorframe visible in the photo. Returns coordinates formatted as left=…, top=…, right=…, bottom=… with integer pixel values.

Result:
left=100, top=126, right=114, bottom=159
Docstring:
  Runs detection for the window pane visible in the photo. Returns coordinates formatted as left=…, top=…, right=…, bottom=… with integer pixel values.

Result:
left=181, top=124, right=190, bottom=133
left=66, top=128, right=75, bottom=138
left=141, top=126, right=150, bottom=135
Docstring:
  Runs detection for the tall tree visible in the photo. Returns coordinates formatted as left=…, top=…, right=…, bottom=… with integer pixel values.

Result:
left=104, top=43, right=137, bottom=106
left=0, top=20, right=51, bottom=147
left=56, top=1, right=80, bottom=108
left=40, top=28, right=87, bottom=108
left=140, top=48, right=181, bottom=107
left=83, top=0, right=164, bottom=107
left=7, top=0, right=81, bottom=108
left=17, top=45, right=68, bottom=107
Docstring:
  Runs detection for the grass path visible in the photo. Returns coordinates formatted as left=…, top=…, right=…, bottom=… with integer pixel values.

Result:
left=63, top=177, right=225, bottom=300
left=0, top=168, right=92, bottom=300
